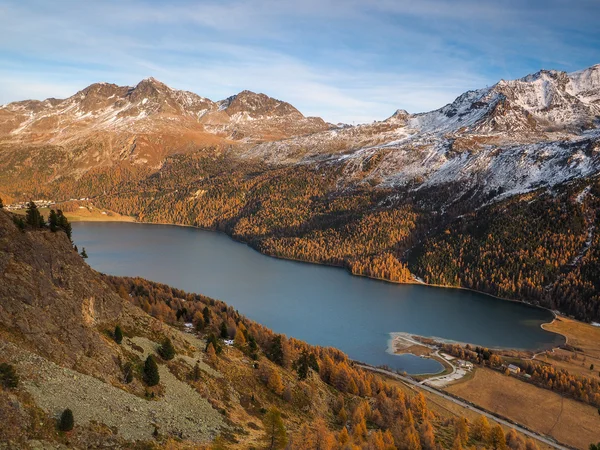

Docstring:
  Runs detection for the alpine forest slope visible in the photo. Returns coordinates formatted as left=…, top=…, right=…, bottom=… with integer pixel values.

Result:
left=0, top=208, right=546, bottom=450
left=1, top=64, right=600, bottom=323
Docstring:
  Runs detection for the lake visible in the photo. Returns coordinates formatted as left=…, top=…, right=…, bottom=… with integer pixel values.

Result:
left=72, top=221, right=565, bottom=374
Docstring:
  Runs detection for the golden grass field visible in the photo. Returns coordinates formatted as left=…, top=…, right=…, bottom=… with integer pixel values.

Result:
left=13, top=205, right=135, bottom=222
left=446, top=367, right=600, bottom=449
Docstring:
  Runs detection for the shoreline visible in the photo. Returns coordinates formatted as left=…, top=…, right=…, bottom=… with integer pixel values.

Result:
left=74, top=216, right=568, bottom=352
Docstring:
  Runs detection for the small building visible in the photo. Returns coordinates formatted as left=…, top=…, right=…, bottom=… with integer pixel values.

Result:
left=440, top=353, right=455, bottom=361
left=458, top=360, right=473, bottom=369
left=508, top=364, right=520, bottom=374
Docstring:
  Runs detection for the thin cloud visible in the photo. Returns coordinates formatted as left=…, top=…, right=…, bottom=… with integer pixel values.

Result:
left=0, top=0, right=598, bottom=122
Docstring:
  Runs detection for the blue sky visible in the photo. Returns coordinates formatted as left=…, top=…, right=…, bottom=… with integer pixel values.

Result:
left=1, top=0, right=599, bottom=123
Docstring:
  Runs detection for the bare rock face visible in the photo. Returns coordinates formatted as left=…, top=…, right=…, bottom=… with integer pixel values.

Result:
left=0, top=211, right=137, bottom=379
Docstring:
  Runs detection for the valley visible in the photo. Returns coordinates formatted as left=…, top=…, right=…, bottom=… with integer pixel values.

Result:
left=1, top=63, right=600, bottom=449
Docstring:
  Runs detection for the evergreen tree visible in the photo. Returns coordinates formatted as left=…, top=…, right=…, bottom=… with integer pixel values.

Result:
left=263, top=407, right=287, bottom=450
left=205, top=334, right=222, bottom=354
left=57, top=210, right=72, bottom=241
left=58, top=408, right=74, bottom=432
left=114, top=325, right=123, bottom=344
left=202, top=306, right=211, bottom=324
left=80, top=247, right=88, bottom=258
left=13, top=216, right=25, bottom=231
left=0, top=363, right=19, bottom=389
left=158, top=337, right=176, bottom=360
left=143, top=355, right=160, bottom=386
left=295, top=350, right=310, bottom=380
left=49, top=209, right=59, bottom=232
left=0, top=197, right=3, bottom=209
left=220, top=321, right=229, bottom=339
left=25, top=201, right=42, bottom=228
left=268, top=335, right=284, bottom=366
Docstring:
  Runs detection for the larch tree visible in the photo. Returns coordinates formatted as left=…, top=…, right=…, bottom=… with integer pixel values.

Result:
left=206, top=342, right=217, bottom=364
left=471, top=415, right=491, bottom=442
left=489, top=424, right=507, bottom=450
left=267, top=369, right=284, bottom=395
left=263, top=408, right=287, bottom=450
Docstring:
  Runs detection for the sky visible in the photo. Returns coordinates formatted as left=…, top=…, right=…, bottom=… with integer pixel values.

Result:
left=0, top=1, right=599, bottom=123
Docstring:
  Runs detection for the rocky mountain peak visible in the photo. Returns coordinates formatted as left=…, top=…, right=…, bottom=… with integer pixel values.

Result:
left=219, top=90, right=304, bottom=119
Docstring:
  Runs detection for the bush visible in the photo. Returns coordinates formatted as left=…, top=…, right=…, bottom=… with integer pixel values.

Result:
left=158, top=338, right=175, bottom=360
left=143, top=355, right=160, bottom=386
left=0, top=363, right=19, bottom=389
left=58, top=408, right=74, bottom=432
left=114, top=325, right=123, bottom=344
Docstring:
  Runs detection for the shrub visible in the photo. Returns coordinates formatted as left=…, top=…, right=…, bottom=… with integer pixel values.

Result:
left=158, top=338, right=175, bottom=360
left=114, top=325, right=123, bottom=344
left=58, top=408, right=74, bottom=432
left=0, top=363, right=19, bottom=389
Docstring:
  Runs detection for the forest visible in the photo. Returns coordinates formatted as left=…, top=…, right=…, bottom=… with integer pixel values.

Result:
left=3, top=145, right=600, bottom=322
left=102, top=274, right=543, bottom=450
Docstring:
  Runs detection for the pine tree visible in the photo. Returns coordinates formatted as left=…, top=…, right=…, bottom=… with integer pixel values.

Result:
left=143, top=355, right=160, bottom=386
left=13, top=216, right=25, bottom=231
left=0, top=197, right=3, bottom=209
left=0, top=363, right=19, bottom=389
left=114, top=325, right=123, bottom=344
left=58, top=408, right=74, bottom=432
left=80, top=247, right=88, bottom=258
left=57, top=210, right=72, bottom=241
left=263, top=408, right=287, bottom=450
left=218, top=321, right=227, bottom=339
left=202, top=306, right=211, bottom=324
left=49, top=209, right=58, bottom=232
left=25, top=201, right=42, bottom=228
left=268, top=335, right=284, bottom=366
left=158, top=337, right=176, bottom=360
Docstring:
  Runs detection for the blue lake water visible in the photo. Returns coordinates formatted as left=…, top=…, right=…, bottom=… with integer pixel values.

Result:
left=73, top=221, right=564, bottom=374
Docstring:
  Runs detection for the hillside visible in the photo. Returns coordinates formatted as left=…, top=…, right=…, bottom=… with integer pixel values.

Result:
left=1, top=65, right=600, bottom=323
left=0, top=208, right=554, bottom=449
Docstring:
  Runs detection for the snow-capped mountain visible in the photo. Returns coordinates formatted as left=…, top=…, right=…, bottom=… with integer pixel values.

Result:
left=0, top=64, right=599, bottom=205
left=246, top=64, right=600, bottom=203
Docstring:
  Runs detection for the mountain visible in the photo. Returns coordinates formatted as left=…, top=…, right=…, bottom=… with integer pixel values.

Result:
left=0, top=77, right=329, bottom=171
left=247, top=64, right=600, bottom=204
left=1, top=65, right=600, bottom=323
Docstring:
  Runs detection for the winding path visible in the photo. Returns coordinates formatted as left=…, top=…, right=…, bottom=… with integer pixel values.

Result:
left=356, top=364, right=573, bottom=450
